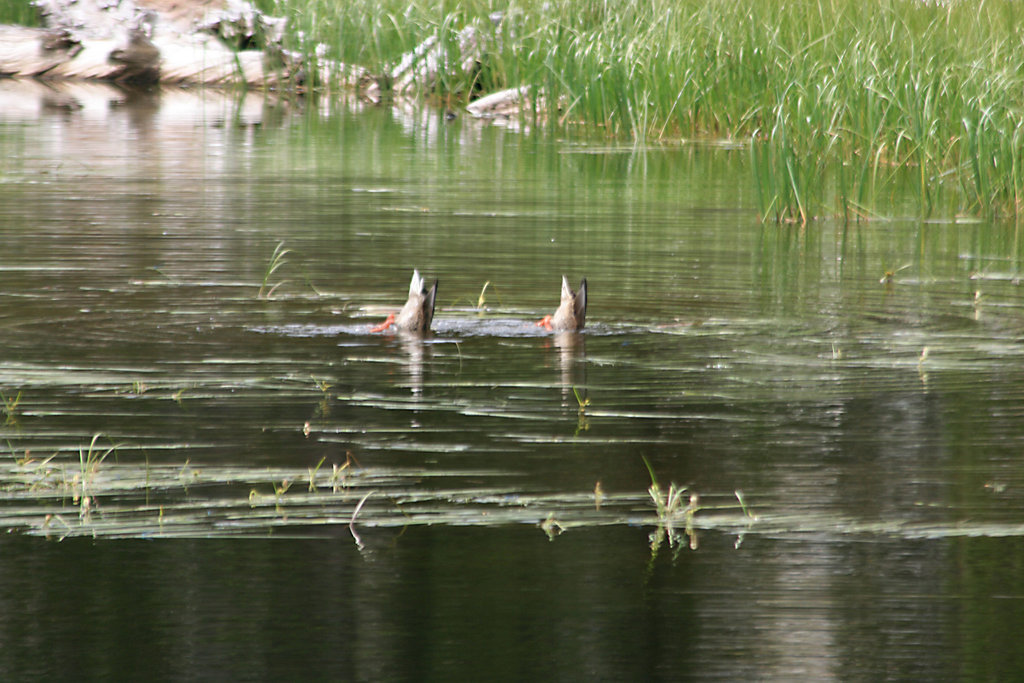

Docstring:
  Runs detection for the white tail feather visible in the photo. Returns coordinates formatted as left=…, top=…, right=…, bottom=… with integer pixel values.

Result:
left=409, top=269, right=424, bottom=296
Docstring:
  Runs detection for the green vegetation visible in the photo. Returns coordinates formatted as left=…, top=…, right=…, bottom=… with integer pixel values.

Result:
left=258, top=240, right=290, bottom=299
left=643, top=456, right=699, bottom=551
left=0, top=0, right=39, bottom=26
left=274, top=0, right=1024, bottom=222
left=1, top=443, right=1020, bottom=547
left=75, top=434, right=117, bottom=520
left=6, top=0, right=1021, bottom=221
left=1, top=390, right=21, bottom=426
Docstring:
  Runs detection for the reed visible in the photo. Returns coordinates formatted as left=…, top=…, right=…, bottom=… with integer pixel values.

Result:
left=273, top=0, right=1024, bottom=222
left=0, top=0, right=39, bottom=26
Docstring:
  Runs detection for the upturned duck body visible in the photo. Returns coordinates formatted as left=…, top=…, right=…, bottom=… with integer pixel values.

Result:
left=537, top=276, right=587, bottom=331
left=371, top=269, right=438, bottom=333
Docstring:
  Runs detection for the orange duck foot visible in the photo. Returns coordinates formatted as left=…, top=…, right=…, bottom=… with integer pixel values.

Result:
left=370, top=313, right=396, bottom=333
left=535, top=315, right=554, bottom=330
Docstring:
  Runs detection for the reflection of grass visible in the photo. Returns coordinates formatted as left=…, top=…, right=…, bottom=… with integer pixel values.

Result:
left=1, top=390, right=21, bottom=425
left=349, top=489, right=376, bottom=551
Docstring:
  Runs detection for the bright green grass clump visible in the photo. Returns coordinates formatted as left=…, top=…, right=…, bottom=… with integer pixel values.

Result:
left=266, top=0, right=1024, bottom=222
left=0, top=0, right=39, bottom=26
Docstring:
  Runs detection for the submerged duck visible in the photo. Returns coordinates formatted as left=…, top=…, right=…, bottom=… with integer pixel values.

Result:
left=370, top=269, right=438, bottom=333
left=536, top=276, right=587, bottom=331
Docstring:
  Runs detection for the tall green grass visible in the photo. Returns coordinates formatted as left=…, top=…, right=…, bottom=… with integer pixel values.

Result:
left=0, top=0, right=40, bottom=26
left=273, top=0, right=1024, bottom=221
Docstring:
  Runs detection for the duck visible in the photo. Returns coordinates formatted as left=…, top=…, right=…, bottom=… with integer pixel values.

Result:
left=536, top=276, right=587, bottom=331
left=370, top=269, right=438, bottom=333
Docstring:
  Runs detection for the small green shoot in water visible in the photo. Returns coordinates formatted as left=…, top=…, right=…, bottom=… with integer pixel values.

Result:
left=573, top=387, right=590, bottom=434
left=1, top=390, right=22, bottom=425
left=268, top=479, right=292, bottom=513
left=471, top=281, right=505, bottom=312
left=76, top=434, right=117, bottom=521
left=330, top=452, right=359, bottom=492
left=311, top=376, right=333, bottom=419
left=330, top=463, right=347, bottom=492
left=735, top=490, right=757, bottom=521
left=880, top=264, right=911, bottom=285
left=572, top=387, right=590, bottom=413
left=540, top=512, right=564, bottom=540
left=643, top=456, right=692, bottom=518
left=259, top=241, right=291, bottom=299
left=643, top=456, right=700, bottom=552
left=649, top=479, right=690, bottom=521
left=308, top=456, right=326, bottom=492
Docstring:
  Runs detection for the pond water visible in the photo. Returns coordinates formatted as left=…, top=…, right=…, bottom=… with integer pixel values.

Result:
left=1, top=79, right=1024, bottom=679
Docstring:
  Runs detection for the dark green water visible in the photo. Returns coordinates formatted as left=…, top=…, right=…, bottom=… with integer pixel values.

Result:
left=1, top=80, right=1024, bottom=679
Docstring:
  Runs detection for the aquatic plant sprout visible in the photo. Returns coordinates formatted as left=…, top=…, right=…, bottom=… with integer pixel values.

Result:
left=4, top=451, right=1022, bottom=545
left=259, top=241, right=291, bottom=299
left=2, top=436, right=1017, bottom=545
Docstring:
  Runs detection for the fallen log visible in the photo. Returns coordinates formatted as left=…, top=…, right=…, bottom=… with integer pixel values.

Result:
left=465, top=85, right=533, bottom=119
left=359, top=22, right=488, bottom=104
left=0, top=0, right=313, bottom=86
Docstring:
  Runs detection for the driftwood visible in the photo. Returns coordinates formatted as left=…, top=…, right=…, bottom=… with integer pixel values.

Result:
left=358, top=23, right=487, bottom=104
left=0, top=0, right=539, bottom=119
left=0, top=0, right=311, bottom=86
left=465, top=85, right=532, bottom=119
left=359, top=17, right=544, bottom=120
